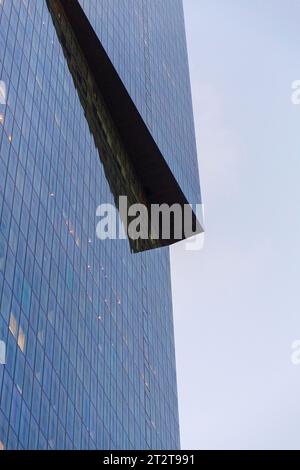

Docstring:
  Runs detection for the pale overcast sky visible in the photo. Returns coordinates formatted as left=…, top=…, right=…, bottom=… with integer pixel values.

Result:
left=171, top=0, right=300, bottom=450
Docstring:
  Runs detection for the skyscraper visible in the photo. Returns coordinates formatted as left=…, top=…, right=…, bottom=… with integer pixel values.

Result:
left=0, top=0, right=202, bottom=450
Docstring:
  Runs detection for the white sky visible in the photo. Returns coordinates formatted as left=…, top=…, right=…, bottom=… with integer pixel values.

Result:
left=171, top=0, right=300, bottom=450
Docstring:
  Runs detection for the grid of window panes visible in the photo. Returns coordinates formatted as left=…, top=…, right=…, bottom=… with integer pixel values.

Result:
left=79, top=0, right=201, bottom=207
left=0, top=0, right=180, bottom=449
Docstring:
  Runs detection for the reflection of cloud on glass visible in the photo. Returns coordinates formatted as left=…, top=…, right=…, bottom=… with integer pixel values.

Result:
left=0, top=80, right=6, bottom=105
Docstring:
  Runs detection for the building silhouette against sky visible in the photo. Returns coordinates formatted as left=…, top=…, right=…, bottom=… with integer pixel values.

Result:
left=0, top=0, right=201, bottom=449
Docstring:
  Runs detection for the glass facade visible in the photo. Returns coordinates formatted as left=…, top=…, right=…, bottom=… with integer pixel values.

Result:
left=78, top=0, right=201, bottom=207
left=0, top=0, right=199, bottom=450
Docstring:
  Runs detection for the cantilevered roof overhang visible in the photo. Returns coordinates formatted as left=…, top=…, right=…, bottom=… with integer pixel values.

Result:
left=47, top=0, right=204, bottom=251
